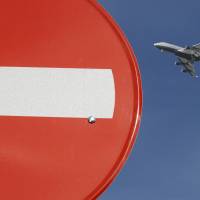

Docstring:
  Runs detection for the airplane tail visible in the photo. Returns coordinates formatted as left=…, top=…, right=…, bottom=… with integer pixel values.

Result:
left=192, top=43, right=200, bottom=50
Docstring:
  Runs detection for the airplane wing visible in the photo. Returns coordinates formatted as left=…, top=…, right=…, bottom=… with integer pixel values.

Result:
left=177, top=57, right=197, bottom=77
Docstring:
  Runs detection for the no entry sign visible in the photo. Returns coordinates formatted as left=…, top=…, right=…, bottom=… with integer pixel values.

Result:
left=0, top=0, right=142, bottom=200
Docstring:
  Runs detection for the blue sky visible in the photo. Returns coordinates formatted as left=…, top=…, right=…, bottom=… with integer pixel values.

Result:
left=99, top=0, right=200, bottom=199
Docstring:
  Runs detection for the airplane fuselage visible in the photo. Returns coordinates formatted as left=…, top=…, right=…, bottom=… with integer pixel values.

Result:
left=154, top=42, right=200, bottom=62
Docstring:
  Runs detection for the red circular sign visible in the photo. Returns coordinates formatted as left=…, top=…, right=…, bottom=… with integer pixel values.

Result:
left=0, top=0, right=142, bottom=199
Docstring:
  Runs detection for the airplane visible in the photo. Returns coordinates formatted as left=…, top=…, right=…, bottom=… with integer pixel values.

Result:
left=154, top=42, right=200, bottom=78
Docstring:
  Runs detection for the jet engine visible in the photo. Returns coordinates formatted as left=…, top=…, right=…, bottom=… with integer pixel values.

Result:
left=181, top=69, right=187, bottom=73
left=175, top=61, right=181, bottom=66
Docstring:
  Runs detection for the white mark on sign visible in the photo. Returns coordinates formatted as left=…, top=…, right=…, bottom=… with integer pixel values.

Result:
left=0, top=67, right=115, bottom=118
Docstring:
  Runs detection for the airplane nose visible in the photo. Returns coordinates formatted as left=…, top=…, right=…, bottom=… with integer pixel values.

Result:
left=154, top=42, right=162, bottom=49
left=154, top=43, right=159, bottom=47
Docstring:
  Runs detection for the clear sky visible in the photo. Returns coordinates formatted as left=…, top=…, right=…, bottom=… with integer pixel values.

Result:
left=99, top=0, right=200, bottom=199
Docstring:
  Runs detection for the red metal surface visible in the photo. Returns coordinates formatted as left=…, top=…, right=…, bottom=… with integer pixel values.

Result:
left=0, top=0, right=142, bottom=199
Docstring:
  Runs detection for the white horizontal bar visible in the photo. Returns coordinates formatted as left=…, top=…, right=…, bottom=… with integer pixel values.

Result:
left=0, top=67, right=115, bottom=118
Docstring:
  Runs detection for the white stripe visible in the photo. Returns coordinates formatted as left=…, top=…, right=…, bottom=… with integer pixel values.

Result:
left=0, top=67, right=115, bottom=118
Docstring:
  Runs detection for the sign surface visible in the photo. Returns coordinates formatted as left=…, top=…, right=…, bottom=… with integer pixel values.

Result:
left=0, top=0, right=142, bottom=200
left=0, top=67, right=115, bottom=118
